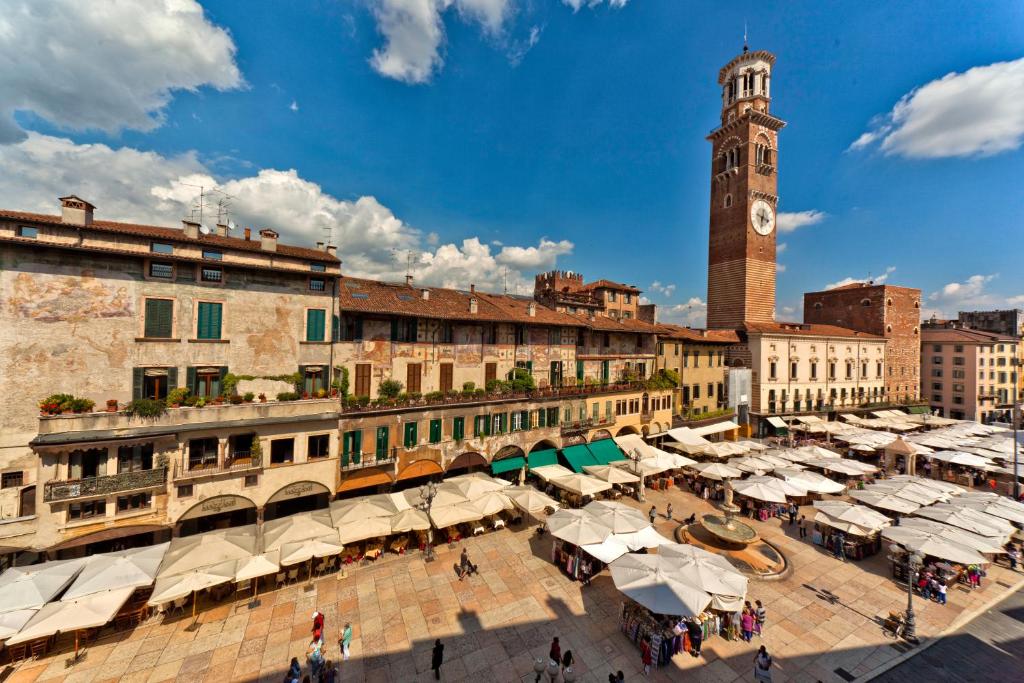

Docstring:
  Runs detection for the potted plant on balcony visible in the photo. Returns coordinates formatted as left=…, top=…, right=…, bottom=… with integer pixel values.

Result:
left=166, top=387, right=190, bottom=409
left=250, top=436, right=263, bottom=467
left=258, top=393, right=267, bottom=403
left=125, top=398, right=168, bottom=419
left=243, top=392, right=255, bottom=403
left=106, top=399, right=118, bottom=413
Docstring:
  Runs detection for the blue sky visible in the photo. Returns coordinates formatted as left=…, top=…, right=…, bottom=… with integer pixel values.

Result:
left=2, top=0, right=1023, bottom=325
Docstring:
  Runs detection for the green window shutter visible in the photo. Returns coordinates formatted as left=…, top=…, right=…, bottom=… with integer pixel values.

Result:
left=483, top=415, right=491, bottom=436
left=526, top=361, right=533, bottom=374
left=197, top=302, right=222, bottom=340
left=354, top=430, right=362, bottom=459
left=144, top=299, right=173, bottom=338
left=404, top=422, right=417, bottom=448
left=390, top=318, right=399, bottom=342
left=499, top=413, right=507, bottom=434
left=520, top=411, right=529, bottom=431
left=186, top=367, right=197, bottom=394
left=601, top=361, right=610, bottom=383
left=576, top=361, right=584, bottom=382
left=212, top=366, right=227, bottom=397
left=332, top=314, right=340, bottom=341
left=132, top=368, right=144, bottom=400
left=537, top=408, right=546, bottom=428
left=342, top=431, right=351, bottom=462
left=430, top=419, right=442, bottom=444
left=453, top=417, right=464, bottom=441
left=306, top=309, right=326, bottom=342
left=376, top=426, right=389, bottom=459
left=167, top=367, right=178, bottom=390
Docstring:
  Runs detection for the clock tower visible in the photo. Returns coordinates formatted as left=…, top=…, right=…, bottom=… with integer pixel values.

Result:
left=705, top=47, right=786, bottom=329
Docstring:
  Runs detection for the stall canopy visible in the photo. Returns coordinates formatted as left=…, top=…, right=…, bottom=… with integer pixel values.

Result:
left=0, top=609, right=36, bottom=640
left=583, top=501, right=649, bottom=534
left=330, top=495, right=400, bottom=526
left=62, top=543, right=169, bottom=601
left=444, top=473, right=509, bottom=500
left=279, top=534, right=344, bottom=566
left=731, top=479, right=788, bottom=503
left=665, top=427, right=714, bottom=455
left=560, top=444, right=600, bottom=473
left=774, top=468, right=846, bottom=495
left=900, top=517, right=1007, bottom=555
left=389, top=508, right=431, bottom=533
left=766, top=416, right=788, bottom=432
left=7, top=587, right=136, bottom=646
left=547, top=509, right=613, bottom=546
left=148, top=560, right=238, bottom=605
left=957, top=497, right=1024, bottom=525
left=429, top=501, right=484, bottom=528
left=587, top=439, right=626, bottom=465
left=610, top=554, right=712, bottom=617
left=469, top=490, right=514, bottom=517
left=659, top=543, right=748, bottom=612
left=234, top=550, right=281, bottom=582
left=550, top=473, right=613, bottom=497
left=882, top=527, right=988, bottom=566
left=503, top=486, right=559, bottom=514
left=812, top=501, right=891, bottom=536
left=746, top=475, right=808, bottom=497
left=913, top=505, right=1014, bottom=541
left=0, top=558, right=87, bottom=613
left=491, top=457, right=525, bottom=475
left=262, top=510, right=337, bottom=553
left=582, top=465, right=641, bottom=485
left=337, top=516, right=392, bottom=545
left=692, top=420, right=739, bottom=437
left=527, top=448, right=559, bottom=470
left=848, top=490, right=921, bottom=514
left=690, top=462, right=743, bottom=480
left=157, top=526, right=257, bottom=577
left=530, top=464, right=577, bottom=482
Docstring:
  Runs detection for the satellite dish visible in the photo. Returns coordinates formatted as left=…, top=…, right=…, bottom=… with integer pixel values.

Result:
left=227, top=220, right=236, bottom=231
left=199, top=223, right=211, bottom=235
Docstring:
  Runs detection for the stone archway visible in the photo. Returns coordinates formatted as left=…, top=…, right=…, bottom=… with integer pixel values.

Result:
left=447, top=452, right=487, bottom=473
left=590, top=429, right=613, bottom=442
left=264, top=481, right=332, bottom=521
left=615, top=425, right=640, bottom=437
left=529, top=440, right=558, bottom=453
left=176, top=494, right=257, bottom=536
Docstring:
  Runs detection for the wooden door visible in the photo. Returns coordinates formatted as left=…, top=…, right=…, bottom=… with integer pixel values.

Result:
left=485, top=362, right=496, bottom=384
left=407, top=363, right=422, bottom=394
left=355, top=363, right=371, bottom=397
left=440, top=363, right=453, bottom=393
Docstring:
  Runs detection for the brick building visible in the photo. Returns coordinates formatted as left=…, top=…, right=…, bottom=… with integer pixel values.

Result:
left=920, top=326, right=1018, bottom=421
left=957, top=309, right=1024, bottom=337
left=803, top=282, right=922, bottom=403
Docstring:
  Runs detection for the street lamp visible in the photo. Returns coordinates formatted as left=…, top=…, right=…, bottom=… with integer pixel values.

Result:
left=417, top=481, right=438, bottom=562
left=891, top=544, right=923, bottom=644
left=629, top=448, right=645, bottom=502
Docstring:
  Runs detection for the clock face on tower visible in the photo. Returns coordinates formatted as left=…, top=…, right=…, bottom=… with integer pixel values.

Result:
left=750, top=199, right=776, bottom=236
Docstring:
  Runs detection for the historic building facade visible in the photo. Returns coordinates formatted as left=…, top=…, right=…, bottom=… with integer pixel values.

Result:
left=655, top=326, right=738, bottom=417
left=920, top=326, right=1019, bottom=422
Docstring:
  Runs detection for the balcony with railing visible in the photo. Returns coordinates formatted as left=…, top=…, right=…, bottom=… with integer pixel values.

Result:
left=173, top=453, right=262, bottom=481
left=43, top=466, right=167, bottom=503
left=341, top=447, right=398, bottom=472
left=560, top=415, right=615, bottom=437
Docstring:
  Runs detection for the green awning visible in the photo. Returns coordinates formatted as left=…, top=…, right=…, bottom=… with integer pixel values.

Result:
left=560, top=444, right=599, bottom=473
left=587, top=439, right=626, bottom=465
left=491, top=456, right=525, bottom=475
left=528, top=448, right=559, bottom=470
left=907, top=406, right=930, bottom=415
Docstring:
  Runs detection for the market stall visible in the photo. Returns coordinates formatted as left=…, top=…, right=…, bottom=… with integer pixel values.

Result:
left=812, top=501, right=891, bottom=560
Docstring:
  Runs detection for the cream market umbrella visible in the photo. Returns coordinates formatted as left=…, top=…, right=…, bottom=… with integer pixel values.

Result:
left=550, top=474, right=613, bottom=497
left=738, top=440, right=769, bottom=452
left=746, top=475, right=809, bottom=497
left=390, top=508, right=431, bottom=533
left=330, top=495, right=400, bottom=526
left=503, top=486, right=559, bottom=515
left=469, top=491, right=514, bottom=517
left=62, top=543, right=169, bottom=601
left=882, top=527, right=988, bottom=566
left=583, top=501, right=650, bottom=534
left=336, top=515, right=391, bottom=545
left=958, top=498, right=1024, bottom=525
left=731, top=479, right=788, bottom=504
left=0, top=558, right=87, bottom=612
left=774, top=468, right=846, bottom=494
left=928, top=450, right=995, bottom=468
left=869, top=481, right=948, bottom=506
left=759, top=454, right=803, bottom=469
left=263, top=510, right=336, bottom=553
left=728, top=457, right=775, bottom=475
left=279, top=534, right=344, bottom=566
left=813, top=501, right=891, bottom=535
left=0, top=609, right=36, bottom=640
left=583, top=465, right=641, bottom=485
left=804, top=459, right=874, bottom=477
left=773, top=449, right=811, bottom=463
left=429, top=501, right=484, bottom=528
left=579, top=535, right=632, bottom=564
left=886, top=475, right=964, bottom=496
left=849, top=490, right=921, bottom=514
left=914, top=505, right=1013, bottom=541
left=900, top=518, right=1007, bottom=555
left=529, top=464, right=577, bottom=482
left=658, top=543, right=748, bottom=610
left=796, top=445, right=842, bottom=459
left=234, top=550, right=281, bottom=602
left=158, top=526, right=256, bottom=577
left=618, top=526, right=675, bottom=551
left=691, top=462, right=743, bottom=481
left=415, top=484, right=471, bottom=508
left=610, top=554, right=712, bottom=617
left=148, top=560, right=238, bottom=616
left=7, top=587, right=135, bottom=657
left=443, top=474, right=510, bottom=499
left=546, top=509, right=613, bottom=546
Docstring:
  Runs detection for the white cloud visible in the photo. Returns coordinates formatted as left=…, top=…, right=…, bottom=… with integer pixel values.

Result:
left=922, top=274, right=999, bottom=319
left=0, top=133, right=573, bottom=294
left=777, top=242, right=787, bottom=254
left=0, top=0, right=241, bottom=144
left=1007, top=294, right=1024, bottom=307
left=781, top=306, right=795, bottom=317
left=289, top=100, right=299, bottom=112
left=825, top=266, right=896, bottom=291
left=367, top=0, right=514, bottom=84
left=777, top=210, right=827, bottom=233
left=849, top=57, right=1024, bottom=158
left=649, top=281, right=676, bottom=298
left=562, top=0, right=630, bottom=10
left=777, top=263, right=787, bottom=273
left=658, top=297, right=707, bottom=327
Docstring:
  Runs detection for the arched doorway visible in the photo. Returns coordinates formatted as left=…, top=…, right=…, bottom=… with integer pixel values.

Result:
left=336, top=469, right=395, bottom=500
left=177, top=495, right=257, bottom=537
left=491, top=446, right=527, bottom=483
left=590, top=429, right=613, bottom=442
left=393, top=460, right=444, bottom=491
left=48, top=524, right=171, bottom=560
left=446, top=452, right=486, bottom=474
left=529, top=440, right=558, bottom=453
left=264, top=481, right=332, bottom=521
left=615, top=425, right=640, bottom=437
left=642, top=392, right=649, bottom=414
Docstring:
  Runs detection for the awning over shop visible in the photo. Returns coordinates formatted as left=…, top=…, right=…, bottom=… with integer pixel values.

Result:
left=491, top=457, right=525, bottom=475
left=396, top=460, right=443, bottom=481
left=336, top=468, right=394, bottom=494
left=560, top=445, right=600, bottom=473
left=692, top=420, right=739, bottom=437
left=766, top=417, right=788, bottom=429
left=528, top=448, right=558, bottom=470
left=907, top=405, right=931, bottom=414
left=587, top=439, right=626, bottom=465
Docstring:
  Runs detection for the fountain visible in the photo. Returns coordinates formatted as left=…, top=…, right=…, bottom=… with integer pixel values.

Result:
left=676, top=480, right=787, bottom=578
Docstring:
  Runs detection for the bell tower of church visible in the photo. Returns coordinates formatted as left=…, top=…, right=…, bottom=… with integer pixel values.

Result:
left=705, top=47, right=786, bottom=329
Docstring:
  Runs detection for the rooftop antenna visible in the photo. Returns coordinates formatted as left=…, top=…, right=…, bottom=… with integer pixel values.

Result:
left=743, top=21, right=749, bottom=53
left=390, top=248, right=420, bottom=279
left=503, top=267, right=509, bottom=294
left=213, top=193, right=238, bottom=231
left=179, top=182, right=210, bottom=224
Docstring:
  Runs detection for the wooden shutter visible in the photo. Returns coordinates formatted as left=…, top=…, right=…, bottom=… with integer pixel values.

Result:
left=167, top=367, right=178, bottom=390
left=485, top=363, right=496, bottom=384
left=440, top=363, right=453, bottom=393
left=132, top=368, right=144, bottom=400
left=355, top=364, right=371, bottom=397
left=307, top=309, right=325, bottom=342
left=144, top=299, right=172, bottom=338
left=197, top=302, right=222, bottom=340
left=430, top=419, right=441, bottom=443
left=376, top=426, right=388, bottom=459
left=186, top=367, right=197, bottom=394
left=407, top=364, right=421, bottom=394
left=576, top=361, right=584, bottom=382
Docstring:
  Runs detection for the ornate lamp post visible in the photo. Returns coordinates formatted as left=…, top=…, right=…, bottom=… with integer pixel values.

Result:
left=418, top=481, right=438, bottom=562
left=891, top=544, right=923, bottom=644
left=629, top=448, right=645, bottom=501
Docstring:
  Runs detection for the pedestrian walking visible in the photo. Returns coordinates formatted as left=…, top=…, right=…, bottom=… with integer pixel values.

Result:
left=666, top=503, right=673, bottom=520
left=458, top=548, right=470, bottom=581
left=648, top=506, right=657, bottom=524
left=306, top=636, right=324, bottom=680
left=1007, top=544, right=1020, bottom=571
left=320, top=660, right=337, bottom=683
left=312, top=610, right=324, bottom=635
left=580, top=558, right=592, bottom=587
left=740, top=608, right=755, bottom=642
left=798, top=515, right=807, bottom=539
left=833, top=531, right=846, bottom=561
left=340, top=622, right=352, bottom=661
left=937, top=579, right=947, bottom=605
left=287, top=657, right=302, bottom=683
left=549, top=637, right=561, bottom=664
left=967, top=564, right=981, bottom=589
left=787, top=503, right=797, bottom=526
left=431, top=639, right=444, bottom=680
left=561, top=650, right=573, bottom=672
left=754, top=600, right=766, bottom=637
left=640, top=636, right=652, bottom=676
left=754, top=645, right=773, bottom=682
left=686, top=619, right=702, bottom=656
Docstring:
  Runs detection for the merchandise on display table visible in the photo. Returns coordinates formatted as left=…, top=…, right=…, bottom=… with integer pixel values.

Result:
left=619, top=600, right=736, bottom=668
left=812, top=525, right=882, bottom=560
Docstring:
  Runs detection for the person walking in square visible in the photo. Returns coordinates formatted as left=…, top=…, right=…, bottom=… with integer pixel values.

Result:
left=431, top=639, right=444, bottom=680
left=640, top=636, right=652, bottom=676
left=666, top=502, right=673, bottom=521
left=312, top=610, right=324, bottom=636
left=340, top=622, right=352, bottom=661
left=787, top=503, right=798, bottom=526
left=740, top=608, right=755, bottom=642
left=798, top=515, right=808, bottom=539
left=649, top=506, right=657, bottom=524
left=754, top=600, right=766, bottom=637
left=549, top=637, right=561, bottom=664
left=754, top=645, right=773, bottom=682
left=937, top=579, right=948, bottom=605
left=561, top=650, right=573, bottom=674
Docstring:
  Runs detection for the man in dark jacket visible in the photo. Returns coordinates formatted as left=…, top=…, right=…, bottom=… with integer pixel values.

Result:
left=431, top=639, right=444, bottom=679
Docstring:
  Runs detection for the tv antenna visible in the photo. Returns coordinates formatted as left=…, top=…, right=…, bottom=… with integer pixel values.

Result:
left=503, top=267, right=509, bottom=294
left=390, top=248, right=421, bottom=278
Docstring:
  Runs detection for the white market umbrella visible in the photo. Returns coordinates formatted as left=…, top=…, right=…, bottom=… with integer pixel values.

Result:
left=728, top=457, right=775, bottom=475
left=469, top=491, right=514, bottom=517
left=746, top=475, right=808, bottom=497
left=330, top=495, right=400, bottom=526
left=691, top=462, right=743, bottom=481
left=7, top=587, right=135, bottom=657
left=658, top=543, right=748, bottom=610
left=279, top=534, right=344, bottom=566
left=158, top=526, right=256, bottom=576
left=148, top=560, right=238, bottom=616
left=547, top=509, right=613, bottom=546
left=390, top=508, right=431, bottom=533
left=234, top=550, right=281, bottom=582
left=550, top=474, right=613, bottom=497
left=0, top=609, right=36, bottom=640
left=869, top=481, right=948, bottom=506
left=773, top=449, right=811, bottom=463
left=63, top=543, right=169, bottom=601
left=958, top=498, right=1024, bottom=525
left=503, top=486, right=559, bottom=515
left=618, top=526, right=675, bottom=551
left=886, top=475, right=963, bottom=496
left=579, top=535, right=632, bottom=564
left=263, top=510, right=336, bottom=553
left=610, top=554, right=712, bottom=617
left=849, top=490, right=921, bottom=514
left=914, top=505, right=1014, bottom=541
left=583, top=501, right=650, bottom=534
left=530, top=464, right=577, bottom=482
left=900, top=517, right=1007, bottom=555
left=850, top=444, right=877, bottom=453
left=775, top=468, right=846, bottom=494
left=737, top=440, right=769, bottom=452
left=796, top=445, right=842, bottom=459
left=804, top=459, right=874, bottom=477
left=429, top=501, right=484, bottom=528
left=882, top=527, right=988, bottom=566
left=337, top=514, right=392, bottom=544
left=813, top=501, right=891, bottom=535
left=583, top=465, right=641, bottom=485
left=928, top=450, right=995, bottom=468
left=0, top=558, right=87, bottom=612
left=731, top=479, right=788, bottom=503
left=443, top=474, right=510, bottom=499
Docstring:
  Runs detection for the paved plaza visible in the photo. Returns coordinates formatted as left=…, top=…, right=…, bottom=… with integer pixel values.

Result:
left=6, top=484, right=1022, bottom=683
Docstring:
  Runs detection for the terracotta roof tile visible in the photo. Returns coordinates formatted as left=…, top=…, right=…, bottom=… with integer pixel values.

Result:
left=0, top=209, right=338, bottom=263
left=920, top=327, right=1015, bottom=343
left=579, top=279, right=641, bottom=293
left=656, top=324, right=741, bottom=344
left=742, top=321, right=884, bottom=340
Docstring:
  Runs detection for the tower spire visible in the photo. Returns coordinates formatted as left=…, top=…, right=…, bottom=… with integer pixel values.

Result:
left=743, top=21, right=749, bottom=53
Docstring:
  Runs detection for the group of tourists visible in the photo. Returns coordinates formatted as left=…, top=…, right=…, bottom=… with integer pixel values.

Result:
left=285, top=611, right=353, bottom=683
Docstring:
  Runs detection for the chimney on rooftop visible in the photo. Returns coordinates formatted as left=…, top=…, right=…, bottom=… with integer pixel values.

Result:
left=316, top=241, right=324, bottom=251
left=182, top=219, right=200, bottom=239
left=469, top=298, right=478, bottom=314
left=259, top=228, right=278, bottom=252
left=326, top=245, right=337, bottom=257
left=405, top=274, right=414, bottom=286
left=244, top=227, right=251, bottom=241
left=421, top=288, right=430, bottom=300
left=470, top=284, right=475, bottom=294
left=213, top=222, right=229, bottom=237
left=60, top=196, right=94, bottom=226
left=527, top=302, right=536, bottom=317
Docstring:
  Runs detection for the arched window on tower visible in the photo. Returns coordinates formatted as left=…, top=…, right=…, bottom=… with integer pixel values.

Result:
left=723, top=194, right=732, bottom=208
